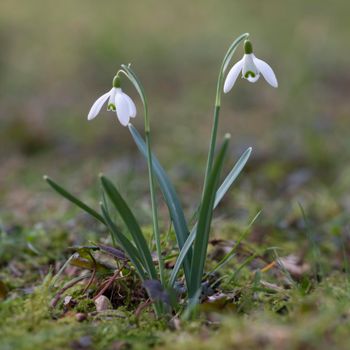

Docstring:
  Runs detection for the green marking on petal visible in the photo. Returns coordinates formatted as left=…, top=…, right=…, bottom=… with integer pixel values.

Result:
left=244, top=71, right=256, bottom=78
left=107, top=103, right=116, bottom=111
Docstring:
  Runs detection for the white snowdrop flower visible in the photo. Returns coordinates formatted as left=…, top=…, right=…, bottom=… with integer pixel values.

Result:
left=87, top=76, right=136, bottom=126
left=224, top=40, right=278, bottom=93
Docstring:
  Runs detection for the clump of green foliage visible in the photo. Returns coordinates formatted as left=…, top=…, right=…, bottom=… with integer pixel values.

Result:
left=44, top=33, right=255, bottom=317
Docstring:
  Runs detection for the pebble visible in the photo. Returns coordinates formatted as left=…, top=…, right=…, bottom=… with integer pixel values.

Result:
left=94, top=295, right=113, bottom=311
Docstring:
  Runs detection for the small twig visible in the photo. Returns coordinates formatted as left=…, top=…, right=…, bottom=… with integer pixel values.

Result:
left=93, top=262, right=127, bottom=300
left=82, top=251, right=97, bottom=294
left=83, top=267, right=96, bottom=294
left=261, top=261, right=276, bottom=273
left=50, top=274, right=91, bottom=308
left=135, top=298, right=152, bottom=323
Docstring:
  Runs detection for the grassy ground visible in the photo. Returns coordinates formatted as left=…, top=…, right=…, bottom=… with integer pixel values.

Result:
left=1, top=1, right=350, bottom=349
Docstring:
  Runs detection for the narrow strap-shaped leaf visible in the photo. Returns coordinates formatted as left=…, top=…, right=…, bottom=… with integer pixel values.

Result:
left=100, top=175, right=157, bottom=280
left=189, top=147, right=252, bottom=224
left=181, top=288, right=202, bottom=320
left=128, top=124, right=192, bottom=283
left=169, top=225, right=197, bottom=286
left=169, top=147, right=251, bottom=286
left=100, top=203, right=147, bottom=280
left=44, top=175, right=105, bottom=224
left=214, top=147, right=251, bottom=207
left=188, top=135, right=230, bottom=299
left=100, top=203, right=144, bottom=265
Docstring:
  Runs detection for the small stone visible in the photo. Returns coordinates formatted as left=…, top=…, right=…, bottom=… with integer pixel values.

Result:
left=168, top=317, right=181, bottom=331
left=71, top=336, right=92, bottom=349
left=110, top=340, right=129, bottom=350
left=63, top=295, right=76, bottom=309
left=94, top=295, right=113, bottom=312
left=75, top=313, right=87, bottom=322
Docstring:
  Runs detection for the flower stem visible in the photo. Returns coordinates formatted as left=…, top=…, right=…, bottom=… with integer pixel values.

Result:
left=142, top=128, right=165, bottom=318
left=202, top=33, right=249, bottom=196
left=145, top=129, right=165, bottom=286
left=203, top=103, right=221, bottom=193
left=119, top=66, right=166, bottom=288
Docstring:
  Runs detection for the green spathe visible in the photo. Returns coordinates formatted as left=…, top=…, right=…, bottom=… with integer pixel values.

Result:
left=244, top=39, right=253, bottom=54
left=112, top=75, right=121, bottom=88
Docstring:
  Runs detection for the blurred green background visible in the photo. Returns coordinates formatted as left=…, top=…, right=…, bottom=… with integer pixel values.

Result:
left=0, top=0, right=349, bottom=226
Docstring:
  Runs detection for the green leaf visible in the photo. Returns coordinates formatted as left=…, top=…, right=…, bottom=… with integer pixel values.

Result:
left=188, top=135, right=230, bottom=299
left=181, top=288, right=202, bottom=321
left=44, top=175, right=105, bottom=224
left=100, top=203, right=147, bottom=281
left=128, top=124, right=192, bottom=283
left=69, top=256, right=112, bottom=273
left=169, top=148, right=251, bottom=286
left=100, top=175, right=157, bottom=280
left=214, top=147, right=251, bottom=207
left=169, top=227, right=197, bottom=286
left=189, top=147, right=251, bottom=224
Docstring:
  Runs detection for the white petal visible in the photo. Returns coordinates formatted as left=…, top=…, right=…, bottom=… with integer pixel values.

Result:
left=253, top=56, right=278, bottom=88
left=115, top=91, right=131, bottom=126
left=87, top=90, right=112, bottom=120
left=107, top=87, right=117, bottom=110
left=223, top=58, right=244, bottom=93
left=122, top=92, right=137, bottom=118
left=242, top=54, right=259, bottom=78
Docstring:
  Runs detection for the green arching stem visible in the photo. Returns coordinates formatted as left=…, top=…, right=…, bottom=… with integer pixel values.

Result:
left=202, top=33, right=249, bottom=195
left=117, top=67, right=165, bottom=287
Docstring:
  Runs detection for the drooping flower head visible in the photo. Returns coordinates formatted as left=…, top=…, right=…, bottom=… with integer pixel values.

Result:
left=87, top=75, right=136, bottom=126
left=224, top=40, right=278, bottom=93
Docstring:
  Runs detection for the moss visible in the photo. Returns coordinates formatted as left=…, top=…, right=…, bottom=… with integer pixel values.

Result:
left=75, top=298, right=96, bottom=313
left=0, top=274, right=170, bottom=350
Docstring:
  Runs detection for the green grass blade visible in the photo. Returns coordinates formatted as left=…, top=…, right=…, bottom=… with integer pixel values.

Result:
left=227, top=253, right=257, bottom=284
left=100, top=203, right=147, bottom=280
left=44, top=175, right=105, bottom=224
left=188, top=134, right=230, bottom=299
left=128, top=124, right=192, bottom=282
left=298, top=203, right=323, bottom=280
left=214, top=147, right=251, bottom=207
left=169, top=148, right=251, bottom=286
left=205, top=210, right=261, bottom=278
left=100, top=175, right=157, bottom=280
